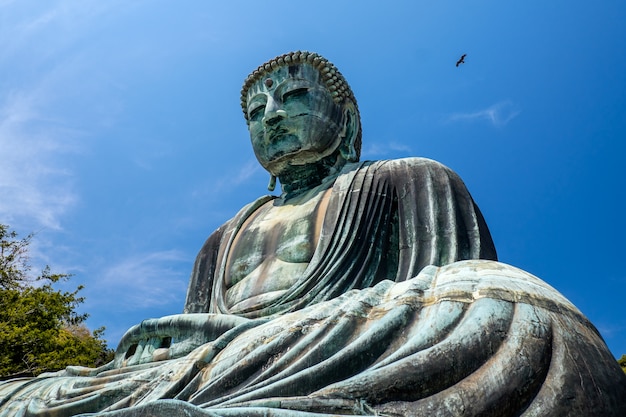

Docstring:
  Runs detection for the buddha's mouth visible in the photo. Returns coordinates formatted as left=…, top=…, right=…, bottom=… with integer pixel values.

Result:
left=265, top=126, right=290, bottom=143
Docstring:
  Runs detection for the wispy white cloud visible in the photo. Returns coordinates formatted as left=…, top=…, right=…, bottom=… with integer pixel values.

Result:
left=594, top=321, right=626, bottom=340
left=230, top=159, right=263, bottom=185
left=0, top=91, right=80, bottom=230
left=17, top=7, right=59, bottom=34
left=446, top=100, right=521, bottom=127
left=0, top=2, right=127, bottom=231
left=93, top=250, right=189, bottom=310
left=362, top=141, right=412, bottom=158
left=0, top=2, right=116, bottom=67
left=132, top=143, right=176, bottom=171
left=193, top=159, right=263, bottom=198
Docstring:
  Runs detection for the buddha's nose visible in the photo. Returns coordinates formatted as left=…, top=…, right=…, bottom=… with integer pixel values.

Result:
left=262, top=98, right=287, bottom=127
left=263, top=110, right=287, bottom=127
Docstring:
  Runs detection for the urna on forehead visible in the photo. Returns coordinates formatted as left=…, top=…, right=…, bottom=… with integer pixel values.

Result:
left=240, top=50, right=357, bottom=122
left=245, top=64, right=322, bottom=95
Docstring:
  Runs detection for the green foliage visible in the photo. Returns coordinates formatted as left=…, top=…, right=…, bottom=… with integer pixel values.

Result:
left=0, top=224, right=32, bottom=289
left=0, top=224, right=113, bottom=378
left=618, top=355, right=626, bottom=375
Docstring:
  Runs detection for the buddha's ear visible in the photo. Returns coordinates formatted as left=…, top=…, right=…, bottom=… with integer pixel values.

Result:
left=339, top=101, right=359, bottom=162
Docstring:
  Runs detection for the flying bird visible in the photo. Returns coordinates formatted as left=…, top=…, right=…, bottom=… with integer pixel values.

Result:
left=456, top=54, right=466, bottom=67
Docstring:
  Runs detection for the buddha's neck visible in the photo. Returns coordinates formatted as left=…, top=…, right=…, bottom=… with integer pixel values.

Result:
left=278, top=154, right=344, bottom=199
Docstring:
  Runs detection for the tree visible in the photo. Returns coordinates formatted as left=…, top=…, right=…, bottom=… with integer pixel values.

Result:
left=0, top=224, right=113, bottom=378
left=0, top=224, right=32, bottom=289
left=619, top=355, right=626, bottom=375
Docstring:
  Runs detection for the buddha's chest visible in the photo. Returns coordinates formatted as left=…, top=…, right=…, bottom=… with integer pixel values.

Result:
left=223, top=189, right=331, bottom=311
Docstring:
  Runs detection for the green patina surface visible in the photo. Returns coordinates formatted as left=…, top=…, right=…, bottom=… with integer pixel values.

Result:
left=1, top=51, right=625, bottom=417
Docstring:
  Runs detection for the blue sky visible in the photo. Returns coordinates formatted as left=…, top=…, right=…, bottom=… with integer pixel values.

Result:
left=1, top=1, right=625, bottom=357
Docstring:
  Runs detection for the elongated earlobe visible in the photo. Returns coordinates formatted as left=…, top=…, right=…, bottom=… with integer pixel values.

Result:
left=267, top=174, right=277, bottom=191
left=339, top=102, right=359, bottom=162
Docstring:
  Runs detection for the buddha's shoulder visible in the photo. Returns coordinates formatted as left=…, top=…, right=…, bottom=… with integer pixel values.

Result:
left=213, top=195, right=276, bottom=237
left=352, top=157, right=457, bottom=179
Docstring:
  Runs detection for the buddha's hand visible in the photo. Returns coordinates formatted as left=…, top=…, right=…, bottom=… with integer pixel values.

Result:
left=112, top=313, right=251, bottom=368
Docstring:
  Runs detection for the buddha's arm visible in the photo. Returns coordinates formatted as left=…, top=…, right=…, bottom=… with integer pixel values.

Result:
left=113, top=313, right=252, bottom=368
left=184, top=225, right=225, bottom=314
left=383, top=157, right=497, bottom=269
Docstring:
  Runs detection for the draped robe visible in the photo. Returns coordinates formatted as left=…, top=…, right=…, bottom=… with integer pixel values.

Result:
left=185, top=158, right=497, bottom=317
left=1, top=158, right=625, bottom=416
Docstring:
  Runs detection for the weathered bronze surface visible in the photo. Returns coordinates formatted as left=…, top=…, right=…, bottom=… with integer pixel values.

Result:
left=1, top=51, right=625, bottom=416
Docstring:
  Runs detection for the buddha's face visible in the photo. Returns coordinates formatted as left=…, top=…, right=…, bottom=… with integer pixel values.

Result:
left=246, top=64, right=346, bottom=177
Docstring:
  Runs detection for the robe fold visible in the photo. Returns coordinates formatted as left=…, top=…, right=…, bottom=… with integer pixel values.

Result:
left=2, top=158, right=625, bottom=417
left=185, top=158, right=497, bottom=317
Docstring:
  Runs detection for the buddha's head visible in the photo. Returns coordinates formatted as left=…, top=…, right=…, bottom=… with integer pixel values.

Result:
left=241, top=51, right=361, bottom=183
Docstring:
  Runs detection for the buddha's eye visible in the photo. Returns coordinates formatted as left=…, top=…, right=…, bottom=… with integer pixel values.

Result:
left=249, top=105, right=265, bottom=121
left=282, top=87, right=308, bottom=102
